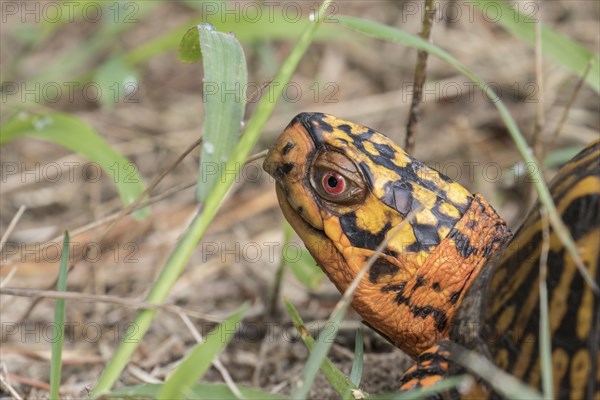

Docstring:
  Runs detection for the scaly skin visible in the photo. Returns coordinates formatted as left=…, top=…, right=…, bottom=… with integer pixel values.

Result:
left=263, top=112, right=510, bottom=359
left=264, top=113, right=599, bottom=398
left=451, top=139, right=600, bottom=399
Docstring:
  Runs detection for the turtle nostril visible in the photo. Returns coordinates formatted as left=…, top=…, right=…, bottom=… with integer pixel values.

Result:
left=263, top=160, right=275, bottom=176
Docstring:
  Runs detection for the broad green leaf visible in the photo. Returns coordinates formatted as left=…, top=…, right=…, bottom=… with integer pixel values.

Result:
left=158, top=305, right=247, bottom=400
left=195, top=23, right=248, bottom=203
left=178, top=27, right=202, bottom=63
left=106, top=382, right=284, bottom=399
left=475, top=0, right=599, bottom=93
left=95, top=57, right=139, bottom=108
left=49, top=231, right=70, bottom=399
left=0, top=113, right=148, bottom=218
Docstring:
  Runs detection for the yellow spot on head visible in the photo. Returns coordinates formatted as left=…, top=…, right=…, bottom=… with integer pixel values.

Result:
left=438, top=202, right=461, bottom=219
left=446, top=182, right=471, bottom=206
left=363, top=141, right=380, bottom=156
left=411, top=185, right=438, bottom=209
left=415, top=209, right=438, bottom=226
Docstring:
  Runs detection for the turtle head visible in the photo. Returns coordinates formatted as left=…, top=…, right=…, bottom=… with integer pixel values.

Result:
left=264, top=113, right=508, bottom=358
left=264, top=113, right=474, bottom=286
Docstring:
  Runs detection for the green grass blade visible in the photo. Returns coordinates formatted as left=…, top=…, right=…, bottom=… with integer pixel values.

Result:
left=158, top=305, right=247, bottom=400
left=349, top=330, right=364, bottom=387
left=196, top=23, right=248, bottom=203
left=543, top=146, right=583, bottom=167
left=285, top=300, right=357, bottom=400
left=0, top=113, right=148, bottom=218
left=49, top=231, right=70, bottom=399
left=106, top=382, right=284, bottom=399
left=475, top=0, right=599, bottom=93
left=448, top=344, right=543, bottom=399
left=337, top=14, right=598, bottom=294
left=538, top=208, right=553, bottom=399
left=90, top=2, right=332, bottom=395
left=292, top=291, right=352, bottom=399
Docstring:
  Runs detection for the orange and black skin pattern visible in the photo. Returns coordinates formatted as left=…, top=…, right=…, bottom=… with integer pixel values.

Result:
left=451, top=139, right=600, bottom=399
left=264, top=113, right=599, bottom=398
left=398, top=342, right=453, bottom=391
left=263, top=112, right=511, bottom=364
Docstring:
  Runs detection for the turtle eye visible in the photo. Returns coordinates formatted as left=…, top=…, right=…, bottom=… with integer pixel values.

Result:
left=311, top=167, right=361, bottom=205
left=322, top=172, right=346, bottom=195
left=309, top=150, right=367, bottom=207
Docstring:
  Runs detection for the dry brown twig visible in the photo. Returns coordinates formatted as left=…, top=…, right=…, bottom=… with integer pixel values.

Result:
left=404, top=0, right=436, bottom=154
left=532, top=4, right=545, bottom=164
left=0, top=286, right=224, bottom=322
left=0, top=205, right=27, bottom=288
left=547, top=58, right=595, bottom=152
left=3, top=149, right=269, bottom=269
left=12, top=136, right=202, bottom=321
left=177, top=312, right=243, bottom=398
left=0, top=370, right=24, bottom=400
left=528, top=2, right=545, bottom=206
left=12, top=145, right=269, bottom=322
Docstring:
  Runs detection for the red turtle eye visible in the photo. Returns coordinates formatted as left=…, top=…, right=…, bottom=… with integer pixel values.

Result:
left=310, top=152, right=366, bottom=206
left=322, top=172, right=346, bottom=195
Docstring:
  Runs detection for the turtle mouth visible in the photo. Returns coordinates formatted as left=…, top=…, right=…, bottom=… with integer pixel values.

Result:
left=275, top=183, right=325, bottom=237
left=274, top=182, right=350, bottom=281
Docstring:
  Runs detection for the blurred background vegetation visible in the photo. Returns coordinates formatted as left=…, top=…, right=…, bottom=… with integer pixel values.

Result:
left=1, top=1, right=598, bottom=398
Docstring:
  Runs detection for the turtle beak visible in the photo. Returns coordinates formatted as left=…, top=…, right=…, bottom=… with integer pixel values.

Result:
left=262, top=147, right=281, bottom=180
left=263, top=121, right=315, bottom=183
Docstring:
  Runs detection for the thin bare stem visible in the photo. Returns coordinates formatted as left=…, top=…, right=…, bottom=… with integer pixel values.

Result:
left=178, top=312, right=243, bottom=399
left=8, top=147, right=267, bottom=322
left=0, top=287, right=224, bottom=322
left=0, top=205, right=28, bottom=289
left=547, top=58, right=595, bottom=151
left=0, top=372, right=24, bottom=400
left=405, top=0, right=436, bottom=154
left=3, top=149, right=268, bottom=269
left=99, top=137, right=203, bottom=243
left=532, top=5, right=545, bottom=160
left=0, top=205, right=26, bottom=252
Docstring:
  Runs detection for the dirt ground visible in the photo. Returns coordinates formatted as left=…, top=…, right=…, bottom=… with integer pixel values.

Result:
left=1, top=1, right=598, bottom=398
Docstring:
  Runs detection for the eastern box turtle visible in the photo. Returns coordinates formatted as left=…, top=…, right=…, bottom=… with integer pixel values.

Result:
left=263, top=112, right=599, bottom=399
